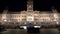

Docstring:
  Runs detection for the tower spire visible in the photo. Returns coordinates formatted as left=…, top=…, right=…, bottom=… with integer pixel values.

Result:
left=27, top=0, right=33, bottom=11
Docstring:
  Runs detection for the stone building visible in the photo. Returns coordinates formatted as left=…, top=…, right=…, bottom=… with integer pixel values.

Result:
left=0, top=0, right=60, bottom=25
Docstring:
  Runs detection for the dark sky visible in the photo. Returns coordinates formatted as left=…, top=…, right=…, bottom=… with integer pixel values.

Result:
left=0, top=0, right=60, bottom=13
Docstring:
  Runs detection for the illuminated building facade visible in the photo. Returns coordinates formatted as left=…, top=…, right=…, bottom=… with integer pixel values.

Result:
left=0, top=0, right=60, bottom=25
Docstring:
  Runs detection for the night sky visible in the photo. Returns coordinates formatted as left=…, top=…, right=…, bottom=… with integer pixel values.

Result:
left=0, top=0, right=60, bottom=13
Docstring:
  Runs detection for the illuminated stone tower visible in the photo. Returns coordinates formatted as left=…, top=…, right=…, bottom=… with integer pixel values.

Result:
left=2, top=7, right=8, bottom=22
left=27, top=0, right=33, bottom=11
left=26, top=0, right=34, bottom=22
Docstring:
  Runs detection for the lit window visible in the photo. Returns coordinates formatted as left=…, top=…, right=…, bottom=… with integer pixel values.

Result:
left=4, top=19, right=7, bottom=21
left=56, top=22, right=59, bottom=24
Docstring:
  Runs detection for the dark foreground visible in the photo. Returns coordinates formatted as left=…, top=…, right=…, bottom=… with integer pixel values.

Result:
left=0, top=29, right=60, bottom=34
